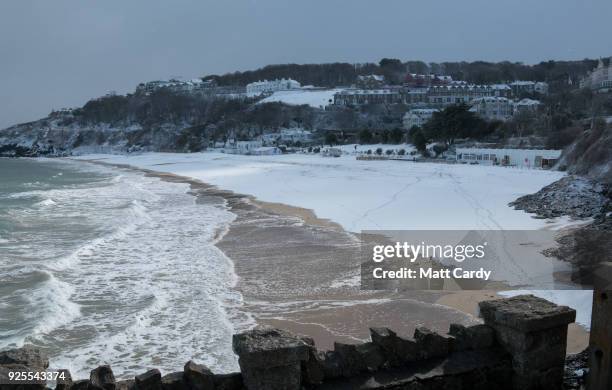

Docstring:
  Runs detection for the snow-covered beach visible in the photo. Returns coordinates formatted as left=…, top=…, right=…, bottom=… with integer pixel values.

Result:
left=73, top=151, right=591, bottom=354
left=76, top=150, right=566, bottom=232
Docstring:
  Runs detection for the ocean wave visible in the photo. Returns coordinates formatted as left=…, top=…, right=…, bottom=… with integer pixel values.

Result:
left=34, top=198, right=57, bottom=207
left=46, top=200, right=151, bottom=272
left=3, top=160, right=250, bottom=378
left=27, top=272, right=81, bottom=336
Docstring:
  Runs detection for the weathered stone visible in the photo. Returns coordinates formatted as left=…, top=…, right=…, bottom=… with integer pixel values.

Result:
left=449, top=324, right=495, bottom=351
left=116, top=379, right=135, bottom=390
left=90, top=365, right=116, bottom=390
left=213, top=372, right=244, bottom=390
left=0, top=346, right=49, bottom=370
left=242, top=363, right=301, bottom=390
left=320, top=351, right=342, bottom=380
left=232, top=327, right=309, bottom=390
left=0, top=364, right=46, bottom=390
left=232, top=327, right=309, bottom=369
left=55, top=369, right=73, bottom=390
left=0, top=364, right=45, bottom=390
left=71, top=379, right=91, bottom=390
left=160, top=372, right=184, bottom=390
left=369, top=327, right=418, bottom=366
left=135, top=369, right=161, bottom=390
left=414, top=327, right=453, bottom=359
left=301, top=349, right=324, bottom=385
left=588, top=262, right=612, bottom=390
left=183, top=361, right=214, bottom=390
left=355, top=342, right=385, bottom=372
left=479, top=294, right=575, bottom=390
left=333, top=342, right=366, bottom=377
left=479, top=294, right=576, bottom=333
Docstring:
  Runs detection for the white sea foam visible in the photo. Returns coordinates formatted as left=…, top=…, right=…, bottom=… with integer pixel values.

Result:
left=2, top=160, right=252, bottom=379
left=34, top=198, right=57, bottom=207
left=26, top=272, right=82, bottom=338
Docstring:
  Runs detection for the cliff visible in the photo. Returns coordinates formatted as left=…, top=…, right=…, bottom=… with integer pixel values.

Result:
left=558, top=126, right=612, bottom=185
left=0, top=91, right=325, bottom=157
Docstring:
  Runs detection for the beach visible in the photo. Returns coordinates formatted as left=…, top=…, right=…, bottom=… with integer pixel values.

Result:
left=76, top=152, right=591, bottom=355
left=0, top=152, right=593, bottom=380
left=142, top=166, right=483, bottom=352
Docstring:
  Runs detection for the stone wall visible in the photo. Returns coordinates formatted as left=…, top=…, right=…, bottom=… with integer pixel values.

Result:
left=0, top=295, right=576, bottom=390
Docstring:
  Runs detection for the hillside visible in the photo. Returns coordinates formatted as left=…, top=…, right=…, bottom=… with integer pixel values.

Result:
left=205, top=58, right=598, bottom=87
left=558, top=125, right=612, bottom=184
left=0, top=91, right=324, bottom=156
left=0, top=57, right=608, bottom=157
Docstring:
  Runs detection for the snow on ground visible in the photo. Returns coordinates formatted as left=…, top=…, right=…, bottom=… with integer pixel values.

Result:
left=334, top=143, right=416, bottom=154
left=257, top=89, right=342, bottom=109
left=75, top=151, right=592, bottom=329
left=78, top=151, right=564, bottom=231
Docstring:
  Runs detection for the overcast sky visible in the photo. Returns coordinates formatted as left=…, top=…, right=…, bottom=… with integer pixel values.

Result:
left=1, top=0, right=610, bottom=129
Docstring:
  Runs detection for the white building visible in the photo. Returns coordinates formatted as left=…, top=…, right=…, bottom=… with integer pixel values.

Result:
left=333, top=89, right=403, bottom=106
left=509, top=81, right=548, bottom=96
left=509, top=81, right=535, bottom=96
left=251, top=146, right=282, bottom=155
left=580, top=58, right=612, bottom=93
left=469, top=97, right=514, bottom=121
left=236, top=140, right=263, bottom=154
left=246, top=79, right=301, bottom=96
left=514, top=98, right=541, bottom=116
left=534, top=82, right=549, bottom=95
left=402, top=109, right=438, bottom=129
left=261, top=133, right=280, bottom=145
left=280, top=128, right=313, bottom=144
left=456, top=148, right=561, bottom=168
left=356, top=74, right=385, bottom=89
left=426, top=84, right=511, bottom=107
left=490, top=84, right=512, bottom=97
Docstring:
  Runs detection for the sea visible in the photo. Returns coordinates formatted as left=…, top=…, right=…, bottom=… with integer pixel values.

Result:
left=0, top=158, right=251, bottom=378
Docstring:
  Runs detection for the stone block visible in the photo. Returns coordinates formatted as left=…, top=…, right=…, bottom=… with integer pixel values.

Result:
left=160, top=372, right=184, bottom=390
left=183, top=361, right=214, bottom=390
left=588, top=264, right=612, bottom=390
left=333, top=342, right=366, bottom=377
left=320, top=351, right=342, bottom=380
left=0, top=364, right=46, bottom=390
left=232, top=328, right=309, bottom=369
left=55, top=369, right=73, bottom=390
left=135, top=369, right=162, bottom=390
left=116, top=379, right=135, bottom=390
left=71, top=379, right=90, bottom=390
left=301, top=350, right=324, bottom=385
left=479, top=294, right=575, bottom=333
left=479, top=294, right=575, bottom=390
left=240, top=363, right=301, bottom=390
left=414, top=327, right=454, bottom=359
left=232, top=328, right=310, bottom=390
left=90, top=365, right=116, bottom=390
left=355, top=342, right=385, bottom=372
left=213, top=372, right=244, bottom=390
left=0, top=346, right=49, bottom=370
left=369, top=327, right=418, bottom=366
left=449, top=324, right=495, bottom=351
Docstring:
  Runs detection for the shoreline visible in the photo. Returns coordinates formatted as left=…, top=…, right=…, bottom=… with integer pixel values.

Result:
left=69, top=157, right=590, bottom=354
